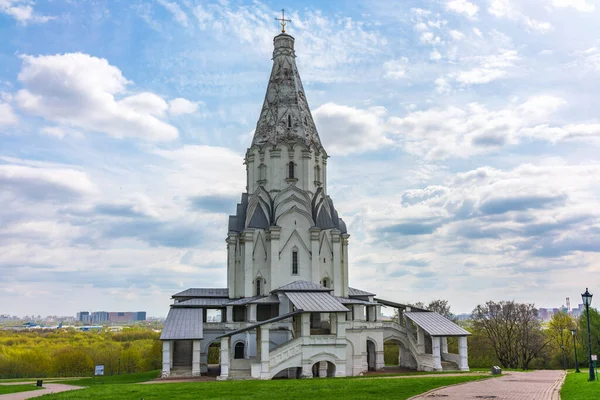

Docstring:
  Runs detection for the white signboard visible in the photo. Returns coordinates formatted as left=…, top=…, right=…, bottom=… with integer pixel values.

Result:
left=592, top=355, right=598, bottom=361
left=94, top=365, right=104, bottom=376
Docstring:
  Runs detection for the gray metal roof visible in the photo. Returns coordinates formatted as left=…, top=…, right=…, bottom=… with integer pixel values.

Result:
left=404, top=312, right=471, bottom=337
left=173, top=298, right=227, bottom=308
left=274, top=280, right=332, bottom=292
left=375, top=298, right=429, bottom=312
left=286, top=292, right=349, bottom=312
left=160, top=308, right=203, bottom=340
left=172, top=288, right=228, bottom=298
left=252, top=295, right=280, bottom=304
left=336, top=297, right=377, bottom=305
left=348, top=287, right=376, bottom=297
left=226, top=296, right=263, bottom=306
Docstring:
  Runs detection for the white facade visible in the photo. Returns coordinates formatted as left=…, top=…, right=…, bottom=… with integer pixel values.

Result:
left=160, top=30, right=470, bottom=380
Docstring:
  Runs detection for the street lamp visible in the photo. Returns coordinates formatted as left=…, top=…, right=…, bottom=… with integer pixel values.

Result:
left=582, top=288, right=595, bottom=381
left=571, top=329, right=580, bottom=373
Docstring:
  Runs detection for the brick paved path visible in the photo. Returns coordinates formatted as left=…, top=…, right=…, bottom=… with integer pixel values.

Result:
left=409, top=370, right=566, bottom=400
left=0, top=384, right=84, bottom=400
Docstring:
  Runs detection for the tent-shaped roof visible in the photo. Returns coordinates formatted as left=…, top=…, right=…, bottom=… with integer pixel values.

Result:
left=160, top=308, right=203, bottom=340
left=404, top=312, right=471, bottom=337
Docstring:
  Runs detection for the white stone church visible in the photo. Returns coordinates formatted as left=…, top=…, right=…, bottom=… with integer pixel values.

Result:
left=160, top=29, right=470, bottom=380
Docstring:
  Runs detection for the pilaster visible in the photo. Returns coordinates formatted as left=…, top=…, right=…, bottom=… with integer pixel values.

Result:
left=301, top=312, right=310, bottom=337
left=243, top=229, right=255, bottom=297
left=226, top=233, right=237, bottom=297
left=331, top=229, right=342, bottom=296
left=248, top=303, right=257, bottom=323
left=336, top=312, right=346, bottom=338
left=310, top=227, right=320, bottom=284
left=269, top=226, right=281, bottom=289
left=341, top=233, right=350, bottom=297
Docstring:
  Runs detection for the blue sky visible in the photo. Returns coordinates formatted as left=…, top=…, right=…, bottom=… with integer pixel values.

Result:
left=1, top=0, right=600, bottom=317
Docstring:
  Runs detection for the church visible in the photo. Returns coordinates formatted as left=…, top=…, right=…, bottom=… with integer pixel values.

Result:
left=159, top=25, right=471, bottom=380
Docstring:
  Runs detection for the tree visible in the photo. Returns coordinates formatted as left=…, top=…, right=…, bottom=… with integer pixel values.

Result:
left=579, top=307, right=600, bottom=367
left=472, top=300, right=548, bottom=369
left=548, top=312, right=576, bottom=368
left=426, top=300, right=457, bottom=322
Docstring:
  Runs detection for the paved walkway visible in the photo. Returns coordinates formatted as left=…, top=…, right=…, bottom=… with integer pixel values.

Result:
left=0, top=384, right=84, bottom=400
left=409, top=370, right=566, bottom=400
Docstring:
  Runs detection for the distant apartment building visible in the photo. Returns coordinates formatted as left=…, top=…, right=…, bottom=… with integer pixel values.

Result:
left=539, top=308, right=549, bottom=321
left=76, top=311, right=90, bottom=323
left=91, top=311, right=109, bottom=323
left=76, top=311, right=146, bottom=324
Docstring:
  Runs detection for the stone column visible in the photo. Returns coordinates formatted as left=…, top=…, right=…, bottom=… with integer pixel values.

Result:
left=301, top=362, right=313, bottom=378
left=192, top=339, right=201, bottom=376
left=260, top=325, right=270, bottom=379
left=227, top=233, right=237, bottom=297
left=375, top=304, right=382, bottom=322
left=330, top=313, right=337, bottom=335
left=354, top=305, right=366, bottom=322
left=269, top=226, right=280, bottom=289
left=310, top=227, right=320, bottom=283
left=376, top=339, right=385, bottom=371
left=301, top=312, right=310, bottom=337
left=248, top=304, right=257, bottom=323
left=417, top=326, right=425, bottom=353
left=161, top=340, right=171, bottom=377
left=441, top=337, right=448, bottom=354
left=318, top=361, right=327, bottom=378
left=219, top=337, right=230, bottom=380
left=301, top=149, right=311, bottom=192
left=432, top=336, right=442, bottom=371
left=341, top=234, right=350, bottom=297
left=226, top=306, right=233, bottom=323
left=243, top=229, right=254, bottom=297
left=331, top=229, right=342, bottom=296
left=458, top=336, right=469, bottom=371
left=337, top=313, right=346, bottom=338
left=246, top=152, right=255, bottom=193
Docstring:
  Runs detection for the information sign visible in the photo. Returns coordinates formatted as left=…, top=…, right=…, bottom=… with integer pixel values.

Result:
left=592, top=355, right=598, bottom=361
left=94, top=365, right=105, bottom=376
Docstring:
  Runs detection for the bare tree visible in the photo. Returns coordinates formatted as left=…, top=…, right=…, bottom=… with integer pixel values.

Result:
left=472, top=301, right=548, bottom=369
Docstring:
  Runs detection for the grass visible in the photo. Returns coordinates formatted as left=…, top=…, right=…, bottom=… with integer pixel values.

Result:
left=560, top=370, right=599, bottom=399
left=40, top=375, right=490, bottom=399
left=58, top=370, right=160, bottom=386
left=0, top=384, right=43, bottom=395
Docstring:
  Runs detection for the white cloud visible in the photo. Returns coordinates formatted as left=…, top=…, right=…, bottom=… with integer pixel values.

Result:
left=386, top=95, right=568, bottom=159
left=453, top=49, right=519, bottom=84
left=0, top=102, right=18, bottom=127
left=488, top=0, right=553, bottom=33
left=168, top=98, right=199, bottom=116
left=449, top=30, right=465, bottom=40
left=156, top=0, right=188, bottom=27
left=445, top=0, right=479, bottom=17
left=312, top=103, right=392, bottom=155
left=0, top=0, right=53, bottom=24
left=430, top=49, right=442, bottom=61
left=420, top=31, right=442, bottom=45
left=551, top=0, right=595, bottom=12
left=15, top=53, right=178, bottom=141
left=383, top=58, right=409, bottom=79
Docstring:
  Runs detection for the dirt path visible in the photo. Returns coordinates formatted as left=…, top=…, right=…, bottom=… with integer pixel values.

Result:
left=0, top=384, right=84, bottom=400
left=408, top=370, right=566, bottom=400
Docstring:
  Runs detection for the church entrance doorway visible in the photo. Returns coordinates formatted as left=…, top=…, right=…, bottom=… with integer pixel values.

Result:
left=207, top=341, right=221, bottom=376
left=367, top=339, right=376, bottom=371
left=311, top=361, right=336, bottom=377
left=234, top=342, right=245, bottom=359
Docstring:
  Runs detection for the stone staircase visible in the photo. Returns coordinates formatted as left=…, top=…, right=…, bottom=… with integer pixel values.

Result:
left=441, top=360, right=459, bottom=371
left=229, top=369, right=252, bottom=380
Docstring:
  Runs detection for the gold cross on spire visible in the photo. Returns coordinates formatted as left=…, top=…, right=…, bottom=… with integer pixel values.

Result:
left=275, top=8, right=291, bottom=33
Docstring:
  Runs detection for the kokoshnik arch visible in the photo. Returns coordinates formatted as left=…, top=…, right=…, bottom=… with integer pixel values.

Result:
left=159, top=28, right=471, bottom=380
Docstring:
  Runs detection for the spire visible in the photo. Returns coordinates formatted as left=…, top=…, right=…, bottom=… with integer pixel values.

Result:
left=252, top=33, right=323, bottom=149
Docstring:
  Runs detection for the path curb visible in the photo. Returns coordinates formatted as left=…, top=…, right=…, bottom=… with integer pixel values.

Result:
left=405, top=373, right=498, bottom=400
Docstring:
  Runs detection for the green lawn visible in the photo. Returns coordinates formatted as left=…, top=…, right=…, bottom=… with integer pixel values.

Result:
left=58, top=370, right=160, bottom=386
left=40, top=375, right=490, bottom=400
left=560, top=371, right=599, bottom=399
left=0, top=384, right=43, bottom=395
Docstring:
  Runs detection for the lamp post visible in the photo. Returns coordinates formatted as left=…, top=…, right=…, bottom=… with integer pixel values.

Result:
left=571, top=329, right=580, bottom=373
left=582, top=288, right=595, bottom=381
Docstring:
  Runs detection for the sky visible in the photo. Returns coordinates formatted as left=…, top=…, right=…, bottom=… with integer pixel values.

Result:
left=1, top=0, right=600, bottom=318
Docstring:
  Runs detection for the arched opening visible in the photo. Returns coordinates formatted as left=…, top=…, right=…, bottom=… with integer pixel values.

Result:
left=292, top=250, right=298, bottom=275
left=311, top=361, right=336, bottom=378
left=207, top=341, right=221, bottom=376
left=384, top=338, right=417, bottom=373
left=367, top=339, right=376, bottom=371
left=288, top=162, right=295, bottom=179
left=256, top=279, right=262, bottom=296
left=234, top=342, right=245, bottom=359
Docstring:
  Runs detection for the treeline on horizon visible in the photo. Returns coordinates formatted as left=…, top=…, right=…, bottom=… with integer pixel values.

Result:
left=0, top=328, right=161, bottom=378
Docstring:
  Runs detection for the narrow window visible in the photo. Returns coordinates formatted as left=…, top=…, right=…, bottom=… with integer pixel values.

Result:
left=234, top=342, right=245, bottom=359
left=288, top=114, right=292, bottom=128
left=292, top=251, right=298, bottom=275
left=256, top=279, right=261, bottom=296
left=323, top=278, right=330, bottom=288
left=288, top=162, right=294, bottom=179
left=315, top=165, right=321, bottom=182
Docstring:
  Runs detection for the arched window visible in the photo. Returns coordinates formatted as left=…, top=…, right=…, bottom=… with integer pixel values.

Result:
left=292, top=250, right=298, bottom=275
left=322, top=278, right=330, bottom=288
left=256, top=279, right=262, bottom=296
left=234, top=342, right=245, bottom=359
left=288, top=162, right=295, bottom=179
left=287, top=114, right=292, bottom=128
left=314, top=165, right=321, bottom=182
